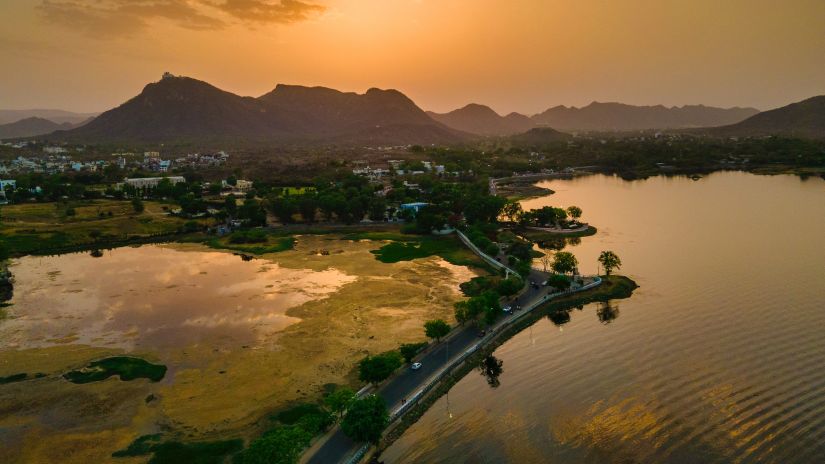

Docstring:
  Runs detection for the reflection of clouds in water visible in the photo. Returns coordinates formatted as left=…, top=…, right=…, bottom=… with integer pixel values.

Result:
left=2, top=245, right=354, bottom=350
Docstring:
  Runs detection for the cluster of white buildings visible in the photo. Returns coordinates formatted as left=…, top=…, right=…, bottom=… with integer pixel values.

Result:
left=171, top=151, right=229, bottom=169
left=353, top=159, right=447, bottom=180
left=0, top=155, right=111, bottom=175
left=121, top=176, right=186, bottom=190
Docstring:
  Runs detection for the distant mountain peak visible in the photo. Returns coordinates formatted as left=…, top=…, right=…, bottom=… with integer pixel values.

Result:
left=427, top=103, right=532, bottom=136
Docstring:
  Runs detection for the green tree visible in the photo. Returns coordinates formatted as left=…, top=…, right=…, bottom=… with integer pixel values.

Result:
left=238, top=425, right=312, bottom=464
left=501, top=201, right=523, bottom=223
left=566, top=206, right=582, bottom=222
left=399, top=342, right=427, bottom=363
left=324, top=388, right=355, bottom=419
left=424, top=319, right=450, bottom=342
left=224, top=194, right=237, bottom=216
left=552, top=251, right=578, bottom=275
left=454, top=300, right=471, bottom=325
left=131, top=197, right=144, bottom=214
left=238, top=199, right=267, bottom=226
left=298, top=195, right=318, bottom=223
left=341, top=395, right=389, bottom=444
left=368, top=197, right=387, bottom=221
left=598, top=250, right=622, bottom=276
left=268, top=196, right=298, bottom=224
left=358, top=351, right=403, bottom=384
left=496, top=277, right=523, bottom=296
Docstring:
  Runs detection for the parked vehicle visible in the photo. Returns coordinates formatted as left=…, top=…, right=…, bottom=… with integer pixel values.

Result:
left=411, top=362, right=422, bottom=370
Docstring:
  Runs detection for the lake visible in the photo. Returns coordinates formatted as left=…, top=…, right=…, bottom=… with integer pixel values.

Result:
left=381, top=171, right=825, bottom=463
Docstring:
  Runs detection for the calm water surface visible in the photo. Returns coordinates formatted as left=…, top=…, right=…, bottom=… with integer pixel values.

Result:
left=1, top=244, right=353, bottom=350
left=382, top=172, right=825, bottom=464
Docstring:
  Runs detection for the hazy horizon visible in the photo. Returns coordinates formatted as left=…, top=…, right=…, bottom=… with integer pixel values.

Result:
left=1, top=0, right=824, bottom=114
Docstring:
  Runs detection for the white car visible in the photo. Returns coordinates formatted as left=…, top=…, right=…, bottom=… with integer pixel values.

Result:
left=411, top=362, right=422, bottom=370
left=503, top=306, right=512, bottom=313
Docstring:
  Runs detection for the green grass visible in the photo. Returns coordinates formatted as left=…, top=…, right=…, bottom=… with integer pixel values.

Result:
left=370, top=235, right=487, bottom=268
left=204, top=235, right=296, bottom=255
left=112, top=434, right=243, bottom=464
left=0, top=373, right=28, bottom=384
left=63, top=356, right=167, bottom=384
left=274, top=403, right=326, bottom=425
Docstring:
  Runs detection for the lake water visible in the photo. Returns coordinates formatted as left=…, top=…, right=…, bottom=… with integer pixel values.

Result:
left=1, top=244, right=353, bottom=350
left=382, top=172, right=825, bottom=464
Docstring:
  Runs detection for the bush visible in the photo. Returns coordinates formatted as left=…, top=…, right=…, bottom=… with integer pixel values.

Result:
left=548, top=274, right=571, bottom=291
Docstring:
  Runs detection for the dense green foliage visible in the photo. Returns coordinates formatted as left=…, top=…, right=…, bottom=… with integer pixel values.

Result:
left=547, top=274, right=571, bottom=291
left=341, top=394, right=389, bottom=444
left=112, top=434, right=243, bottom=464
left=496, top=276, right=524, bottom=296
left=0, top=373, right=28, bottom=384
left=424, top=319, right=450, bottom=342
left=324, top=387, right=356, bottom=419
left=551, top=251, right=578, bottom=275
left=228, top=229, right=267, bottom=244
left=236, top=403, right=333, bottom=464
left=63, top=356, right=167, bottom=384
left=369, top=236, right=484, bottom=268
left=358, top=351, right=403, bottom=384
left=454, top=290, right=502, bottom=327
left=399, top=342, right=428, bottom=363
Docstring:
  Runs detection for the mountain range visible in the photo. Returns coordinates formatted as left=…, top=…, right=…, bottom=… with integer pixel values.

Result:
left=428, top=102, right=760, bottom=136
left=4, top=74, right=823, bottom=144
left=49, top=75, right=465, bottom=145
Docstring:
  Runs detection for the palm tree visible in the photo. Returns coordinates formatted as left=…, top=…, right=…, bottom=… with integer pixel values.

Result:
left=598, top=251, right=622, bottom=276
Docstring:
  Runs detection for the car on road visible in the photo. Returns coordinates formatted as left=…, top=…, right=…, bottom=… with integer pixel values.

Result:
left=503, top=306, right=512, bottom=313
left=478, top=329, right=486, bottom=337
left=411, top=362, right=422, bottom=370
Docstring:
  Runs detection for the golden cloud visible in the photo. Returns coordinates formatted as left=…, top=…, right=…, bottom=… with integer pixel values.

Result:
left=37, top=0, right=326, bottom=37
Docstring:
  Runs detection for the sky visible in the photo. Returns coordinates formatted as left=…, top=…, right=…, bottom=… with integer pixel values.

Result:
left=1, top=0, right=824, bottom=115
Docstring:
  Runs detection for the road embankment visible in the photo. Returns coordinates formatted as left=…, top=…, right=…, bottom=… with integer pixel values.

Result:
left=373, top=275, right=638, bottom=459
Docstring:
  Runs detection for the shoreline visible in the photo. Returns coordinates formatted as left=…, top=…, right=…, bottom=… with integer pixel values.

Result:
left=493, top=165, right=825, bottom=200
left=372, top=275, right=639, bottom=461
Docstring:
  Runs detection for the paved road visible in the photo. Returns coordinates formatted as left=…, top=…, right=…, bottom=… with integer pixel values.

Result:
left=306, top=266, right=553, bottom=464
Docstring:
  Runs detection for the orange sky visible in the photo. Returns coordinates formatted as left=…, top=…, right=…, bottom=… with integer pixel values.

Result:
left=1, top=0, right=824, bottom=114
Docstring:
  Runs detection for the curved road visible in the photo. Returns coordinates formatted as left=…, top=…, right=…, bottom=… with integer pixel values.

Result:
left=305, top=266, right=554, bottom=464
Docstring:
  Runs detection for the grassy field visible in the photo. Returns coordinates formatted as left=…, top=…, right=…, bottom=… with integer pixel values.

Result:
left=368, top=234, right=489, bottom=269
left=0, top=199, right=212, bottom=256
